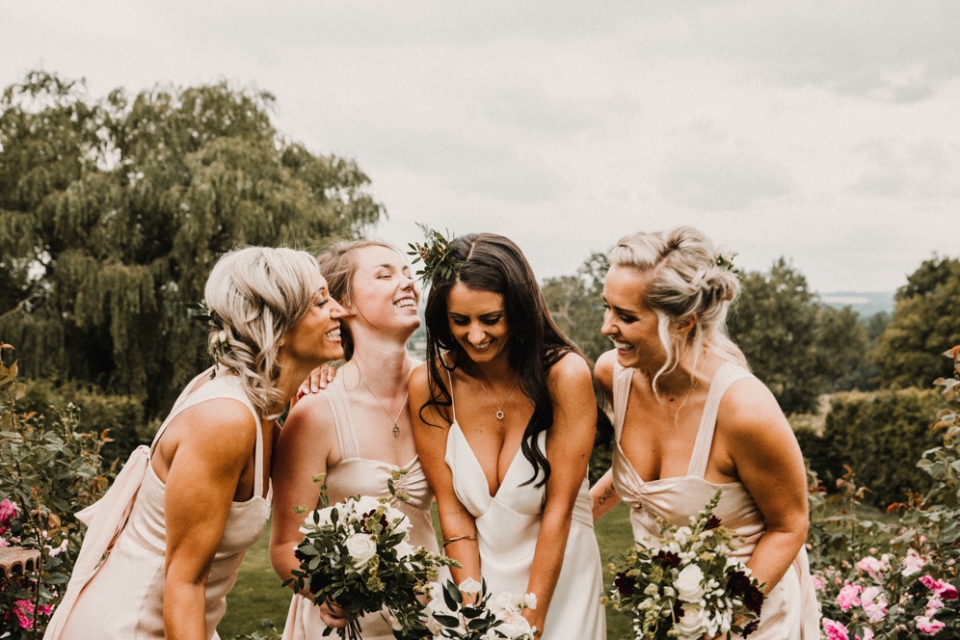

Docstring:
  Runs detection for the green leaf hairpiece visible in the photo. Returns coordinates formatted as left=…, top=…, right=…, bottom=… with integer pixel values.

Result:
left=407, top=223, right=461, bottom=284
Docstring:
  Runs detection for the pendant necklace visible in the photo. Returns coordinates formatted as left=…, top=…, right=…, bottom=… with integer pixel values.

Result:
left=356, top=363, right=407, bottom=437
left=477, top=375, right=520, bottom=421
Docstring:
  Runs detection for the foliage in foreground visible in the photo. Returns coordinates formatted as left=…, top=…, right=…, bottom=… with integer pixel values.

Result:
left=807, top=347, right=960, bottom=638
left=0, top=344, right=110, bottom=637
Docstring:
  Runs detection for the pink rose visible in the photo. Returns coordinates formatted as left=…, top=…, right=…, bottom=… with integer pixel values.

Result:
left=902, top=549, right=926, bottom=577
left=857, top=556, right=888, bottom=581
left=858, top=630, right=874, bottom=640
left=915, top=616, right=946, bottom=635
left=861, top=586, right=888, bottom=623
left=837, top=583, right=862, bottom=611
left=919, top=575, right=959, bottom=600
left=823, top=619, right=850, bottom=640
left=13, top=600, right=52, bottom=630
left=0, top=498, right=18, bottom=525
left=925, top=595, right=944, bottom=617
left=811, top=574, right=825, bottom=591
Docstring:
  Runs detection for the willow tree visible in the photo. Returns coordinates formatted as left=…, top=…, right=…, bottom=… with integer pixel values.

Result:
left=0, top=71, right=383, bottom=416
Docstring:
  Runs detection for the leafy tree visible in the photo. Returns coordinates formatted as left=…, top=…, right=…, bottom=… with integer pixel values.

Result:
left=541, top=252, right=609, bottom=363
left=0, top=71, right=383, bottom=419
left=873, top=255, right=960, bottom=389
left=727, top=258, right=868, bottom=414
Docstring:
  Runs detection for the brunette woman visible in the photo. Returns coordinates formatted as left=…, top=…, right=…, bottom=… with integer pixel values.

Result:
left=410, top=233, right=605, bottom=640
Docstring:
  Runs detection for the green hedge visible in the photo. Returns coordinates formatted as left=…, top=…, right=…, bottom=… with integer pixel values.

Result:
left=797, top=389, right=943, bottom=508
left=18, top=379, right=154, bottom=464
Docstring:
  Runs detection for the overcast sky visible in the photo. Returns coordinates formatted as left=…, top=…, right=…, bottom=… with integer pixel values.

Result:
left=2, top=1, right=958, bottom=294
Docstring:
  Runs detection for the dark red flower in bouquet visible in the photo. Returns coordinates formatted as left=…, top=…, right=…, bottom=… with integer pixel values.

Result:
left=741, top=620, right=760, bottom=637
left=310, top=570, right=332, bottom=595
left=743, top=584, right=764, bottom=616
left=673, top=599, right=684, bottom=619
left=726, top=569, right=751, bottom=597
left=614, top=572, right=635, bottom=595
left=705, top=515, right=721, bottom=530
left=653, top=550, right=682, bottom=568
left=361, top=509, right=389, bottom=534
left=294, top=547, right=309, bottom=562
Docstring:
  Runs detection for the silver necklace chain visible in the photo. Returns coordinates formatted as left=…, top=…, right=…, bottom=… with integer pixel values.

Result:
left=356, top=362, right=407, bottom=437
left=477, top=376, right=520, bottom=421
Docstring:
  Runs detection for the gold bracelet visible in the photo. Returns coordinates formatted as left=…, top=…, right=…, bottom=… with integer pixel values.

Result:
left=442, top=534, right=477, bottom=547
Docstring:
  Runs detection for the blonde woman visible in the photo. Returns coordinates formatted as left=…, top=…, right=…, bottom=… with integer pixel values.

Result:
left=270, top=241, right=439, bottom=640
left=46, top=247, right=345, bottom=640
left=590, top=226, right=819, bottom=638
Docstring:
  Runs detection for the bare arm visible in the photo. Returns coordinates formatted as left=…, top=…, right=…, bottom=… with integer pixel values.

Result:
left=589, top=350, right=620, bottom=520
left=720, top=378, right=809, bottom=593
left=590, top=469, right=620, bottom=521
left=523, top=354, right=598, bottom=635
left=409, top=365, right=481, bottom=587
left=161, top=400, right=257, bottom=640
left=269, top=392, right=336, bottom=593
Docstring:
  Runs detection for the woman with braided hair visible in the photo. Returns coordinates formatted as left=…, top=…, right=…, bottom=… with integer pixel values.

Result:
left=590, top=226, right=819, bottom=638
left=409, top=232, right=606, bottom=640
left=46, top=247, right=346, bottom=640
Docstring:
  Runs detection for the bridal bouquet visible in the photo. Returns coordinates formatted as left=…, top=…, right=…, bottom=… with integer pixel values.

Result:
left=607, top=489, right=764, bottom=640
left=399, top=578, right=537, bottom=640
left=285, top=485, right=457, bottom=640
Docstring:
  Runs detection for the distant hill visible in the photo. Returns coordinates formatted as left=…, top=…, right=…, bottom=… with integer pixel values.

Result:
left=819, top=291, right=894, bottom=317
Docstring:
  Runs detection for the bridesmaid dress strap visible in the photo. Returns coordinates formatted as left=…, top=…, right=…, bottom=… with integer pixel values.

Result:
left=611, top=362, right=633, bottom=441
left=325, top=380, right=360, bottom=460
left=445, top=369, right=458, bottom=425
left=686, top=361, right=752, bottom=478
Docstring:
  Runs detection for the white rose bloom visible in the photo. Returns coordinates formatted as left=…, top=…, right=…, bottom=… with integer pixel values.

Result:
left=345, top=532, right=378, bottom=570
left=458, top=577, right=483, bottom=595
left=354, top=495, right=385, bottom=518
left=674, top=564, right=706, bottom=602
left=493, top=591, right=522, bottom=613
left=394, top=540, right=415, bottom=559
left=300, top=506, right=337, bottom=533
left=425, top=615, right=444, bottom=635
left=675, top=601, right=705, bottom=639
left=523, top=592, right=537, bottom=610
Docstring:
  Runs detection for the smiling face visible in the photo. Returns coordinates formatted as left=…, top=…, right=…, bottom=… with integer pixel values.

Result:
left=281, top=276, right=346, bottom=367
left=345, top=245, right=420, bottom=335
left=446, top=281, right=511, bottom=366
left=601, top=265, right=669, bottom=370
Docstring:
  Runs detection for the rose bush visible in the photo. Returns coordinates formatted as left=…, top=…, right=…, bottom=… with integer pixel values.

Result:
left=809, top=346, right=960, bottom=638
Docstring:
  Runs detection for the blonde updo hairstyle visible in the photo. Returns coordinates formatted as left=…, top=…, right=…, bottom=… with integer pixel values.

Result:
left=608, top=226, right=746, bottom=392
left=316, top=239, right=404, bottom=362
left=204, top=246, right=322, bottom=416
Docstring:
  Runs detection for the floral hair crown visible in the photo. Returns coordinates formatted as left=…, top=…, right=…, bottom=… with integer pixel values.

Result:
left=407, top=223, right=461, bottom=284
left=185, top=301, right=228, bottom=378
left=714, top=246, right=738, bottom=272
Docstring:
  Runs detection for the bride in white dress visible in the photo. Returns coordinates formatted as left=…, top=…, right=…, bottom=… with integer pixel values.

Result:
left=409, top=233, right=606, bottom=640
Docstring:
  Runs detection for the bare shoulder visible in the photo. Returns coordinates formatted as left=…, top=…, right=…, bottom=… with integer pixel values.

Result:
left=408, top=362, right=430, bottom=393
left=281, top=387, right=335, bottom=438
left=548, top=350, right=592, bottom=385
left=718, top=373, right=792, bottom=442
left=594, top=350, right=618, bottom=393
left=168, top=397, right=257, bottom=464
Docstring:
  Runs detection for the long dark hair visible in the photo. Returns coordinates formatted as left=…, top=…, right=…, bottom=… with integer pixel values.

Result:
left=420, top=233, right=595, bottom=487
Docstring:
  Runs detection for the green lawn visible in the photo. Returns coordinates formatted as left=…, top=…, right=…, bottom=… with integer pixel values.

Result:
left=219, top=503, right=636, bottom=639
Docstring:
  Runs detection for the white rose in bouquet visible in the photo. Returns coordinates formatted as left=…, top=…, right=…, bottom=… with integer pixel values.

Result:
left=675, top=601, right=706, bottom=639
left=394, top=539, right=415, bottom=559
left=354, top=495, right=385, bottom=519
left=675, top=564, right=706, bottom=602
left=345, top=532, right=378, bottom=570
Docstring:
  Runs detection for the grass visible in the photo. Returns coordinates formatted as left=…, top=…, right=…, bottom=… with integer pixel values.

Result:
left=219, top=503, right=638, bottom=639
